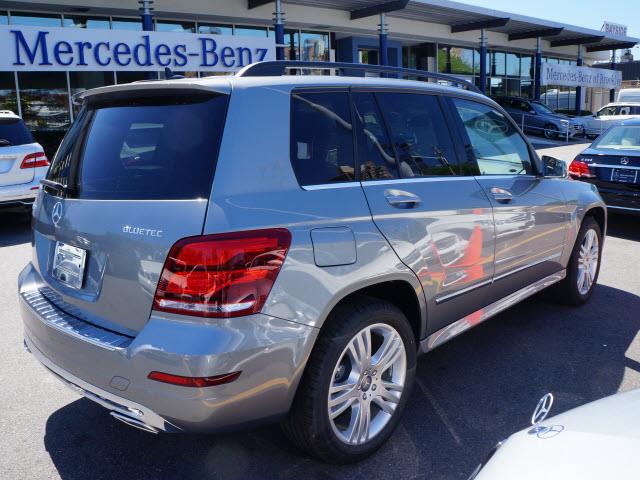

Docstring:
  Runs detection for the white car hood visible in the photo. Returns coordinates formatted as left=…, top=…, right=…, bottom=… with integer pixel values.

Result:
left=475, top=389, right=640, bottom=480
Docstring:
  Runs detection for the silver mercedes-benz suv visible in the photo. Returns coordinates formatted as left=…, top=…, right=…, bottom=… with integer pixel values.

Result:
left=19, top=61, right=606, bottom=463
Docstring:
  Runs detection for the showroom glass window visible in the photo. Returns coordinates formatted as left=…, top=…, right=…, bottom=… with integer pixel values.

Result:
left=198, top=23, right=233, bottom=35
left=63, top=15, right=110, bottom=29
left=300, top=32, right=330, bottom=61
left=156, top=20, right=195, bottom=33
left=70, top=72, right=115, bottom=115
left=18, top=72, right=70, bottom=158
left=0, top=73, right=18, bottom=114
left=268, top=29, right=300, bottom=60
left=0, top=11, right=7, bottom=25
left=235, top=25, right=268, bottom=37
left=9, top=12, right=62, bottom=26
left=111, top=17, right=142, bottom=31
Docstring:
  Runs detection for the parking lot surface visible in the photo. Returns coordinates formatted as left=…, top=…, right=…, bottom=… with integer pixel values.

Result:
left=1, top=148, right=638, bottom=479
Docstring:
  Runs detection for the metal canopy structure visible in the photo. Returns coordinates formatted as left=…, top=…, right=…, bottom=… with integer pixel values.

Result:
left=550, top=35, right=605, bottom=47
left=587, top=42, right=637, bottom=53
left=279, top=0, right=638, bottom=50
left=450, top=17, right=509, bottom=34
left=508, top=28, right=564, bottom=42
left=350, top=0, right=410, bottom=20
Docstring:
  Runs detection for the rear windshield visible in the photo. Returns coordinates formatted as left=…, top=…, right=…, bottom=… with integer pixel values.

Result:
left=47, top=92, right=228, bottom=200
left=0, top=118, right=34, bottom=147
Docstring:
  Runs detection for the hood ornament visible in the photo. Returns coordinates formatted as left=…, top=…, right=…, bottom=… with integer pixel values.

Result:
left=528, top=393, right=554, bottom=435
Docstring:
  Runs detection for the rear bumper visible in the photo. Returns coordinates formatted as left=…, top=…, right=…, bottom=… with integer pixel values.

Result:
left=0, top=174, right=43, bottom=205
left=19, top=263, right=318, bottom=434
left=599, top=190, right=640, bottom=214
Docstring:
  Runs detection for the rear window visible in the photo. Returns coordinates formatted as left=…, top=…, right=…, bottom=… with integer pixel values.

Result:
left=47, top=92, right=228, bottom=200
left=0, top=118, right=34, bottom=147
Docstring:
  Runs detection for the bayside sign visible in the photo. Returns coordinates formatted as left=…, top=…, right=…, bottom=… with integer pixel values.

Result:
left=601, top=21, right=628, bottom=37
left=0, top=25, right=275, bottom=72
left=541, top=62, right=622, bottom=89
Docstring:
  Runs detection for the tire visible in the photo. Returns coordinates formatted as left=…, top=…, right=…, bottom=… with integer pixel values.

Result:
left=543, top=123, right=559, bottom=139
left=282, top=296, right=417, bottom=463
left=551, top=216, right=602, bottom=305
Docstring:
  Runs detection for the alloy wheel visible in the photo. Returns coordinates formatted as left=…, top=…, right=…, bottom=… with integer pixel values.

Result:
left=327, top=323, right=407, bottom=446
left=577, top=228, right=599, bottom=295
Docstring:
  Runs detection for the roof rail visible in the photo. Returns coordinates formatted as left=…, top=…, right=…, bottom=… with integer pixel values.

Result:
left=236, top=61, right=482, bottom=94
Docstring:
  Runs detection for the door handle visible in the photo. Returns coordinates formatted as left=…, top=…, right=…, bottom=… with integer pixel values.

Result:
left=384, top=189, right=422, bottom=209
left=490, top=187, right=513, bottom=203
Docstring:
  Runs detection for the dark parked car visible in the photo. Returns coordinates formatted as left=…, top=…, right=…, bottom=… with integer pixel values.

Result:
left=569, top=119, right=640, bottom=214
left=494, top=96, right=584, bottom=139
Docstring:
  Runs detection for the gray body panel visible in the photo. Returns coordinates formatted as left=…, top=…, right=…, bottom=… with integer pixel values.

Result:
left=18, top=74, right=606, bottom=434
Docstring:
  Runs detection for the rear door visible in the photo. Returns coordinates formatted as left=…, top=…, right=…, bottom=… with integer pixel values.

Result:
left=32, top=89, right=229, bottom=336
left=356, top=90, right=495, bottom=334
left=449, top=97, right=567, bottom=304
left=0, top=117, right=38, bottom=186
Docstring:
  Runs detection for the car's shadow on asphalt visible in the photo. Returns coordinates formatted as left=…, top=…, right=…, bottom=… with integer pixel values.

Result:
left=44, top=283, right=640, bottom=480
left=0, top=208, right=31, bottom=247
left=607, top=213, right=640, bottom=242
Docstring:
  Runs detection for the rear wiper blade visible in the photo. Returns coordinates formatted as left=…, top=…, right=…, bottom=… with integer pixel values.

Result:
left=40, top=178, right=70, bottom=193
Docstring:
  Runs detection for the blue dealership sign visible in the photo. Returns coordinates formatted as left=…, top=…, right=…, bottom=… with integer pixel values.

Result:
left=0, top=25, right=275, bottom=72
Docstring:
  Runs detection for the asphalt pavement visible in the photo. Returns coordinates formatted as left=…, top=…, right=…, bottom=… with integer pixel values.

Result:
left=0, top=146, right=639, bottom=479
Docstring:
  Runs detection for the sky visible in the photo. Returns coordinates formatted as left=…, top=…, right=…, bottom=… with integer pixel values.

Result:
left=458, top=0, right=640, bottom=57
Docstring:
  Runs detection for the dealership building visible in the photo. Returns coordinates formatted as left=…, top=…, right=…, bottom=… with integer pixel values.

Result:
left=0, top=0, right=637, bottom=155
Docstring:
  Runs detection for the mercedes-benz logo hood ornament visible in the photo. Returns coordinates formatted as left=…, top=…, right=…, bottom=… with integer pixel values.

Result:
left=52, top=202, right=63, bottom=226
left=528, top=392, right=554, bottom=435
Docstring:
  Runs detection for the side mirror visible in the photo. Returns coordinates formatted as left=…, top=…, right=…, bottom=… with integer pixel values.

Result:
left=541, top=155, right=567, bottom=178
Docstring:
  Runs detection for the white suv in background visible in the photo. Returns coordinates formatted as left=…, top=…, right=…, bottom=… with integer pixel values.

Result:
left=0, top=110, right=48, bottom=209
left=582, top=102, right=640, bottom=138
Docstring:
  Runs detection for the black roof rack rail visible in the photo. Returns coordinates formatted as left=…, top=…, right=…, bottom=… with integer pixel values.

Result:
left=236, top=61, right=482, bottom=94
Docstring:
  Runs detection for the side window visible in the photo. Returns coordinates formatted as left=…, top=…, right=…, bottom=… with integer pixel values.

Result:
left=619, top=106, right=631, bottom=116
left=631, top=106, right=640, bottom=115
left=376, top=92, right=458, bottom=177
left=290, top=91, right=355, bottom=186
left=352, top=92, right=398, bottom=180
left=452, top=98, right=533, bottom=176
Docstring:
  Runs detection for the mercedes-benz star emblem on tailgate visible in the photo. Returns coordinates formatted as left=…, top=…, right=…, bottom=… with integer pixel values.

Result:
left=621, top=157, right=630, bottom=165
left=51, top=202, right=63, bottom=226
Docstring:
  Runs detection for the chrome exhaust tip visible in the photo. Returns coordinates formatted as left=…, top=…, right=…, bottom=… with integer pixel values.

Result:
left=110, top=411, right=159, bottom=434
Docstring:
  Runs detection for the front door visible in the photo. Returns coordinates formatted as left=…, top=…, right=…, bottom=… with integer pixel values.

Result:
left=354, top=90, right=495, bottom=334
left=448, top=98, right=568, bottom=304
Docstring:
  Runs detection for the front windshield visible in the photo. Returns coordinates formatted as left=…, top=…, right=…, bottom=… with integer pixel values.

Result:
left=531, top=102, right=554, bottom=115
left=592, top=125, right=640, bottom=150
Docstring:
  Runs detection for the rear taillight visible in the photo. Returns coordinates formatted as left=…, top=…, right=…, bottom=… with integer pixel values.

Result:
left=153, top=228, right=291, bottom=318
left=568, top=158, right=594, bottom=179
left=148, top=371, right=241, bottom=387
left=20, top=152, right=49, bottom=169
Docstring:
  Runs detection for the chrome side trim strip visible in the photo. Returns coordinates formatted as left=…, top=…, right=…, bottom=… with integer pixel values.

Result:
left=24, top=334, right=180, bottom=433
left=591, top=163, right=640, bottom=171
left=420, top=270, right=566, bottom=354
left=434, top=252, right=562, bottom=305
left=493, top=252, right=562, bottom=283
left=607, top=205, right=640, bottom=212
left=434, top=278, right=493, bottom=305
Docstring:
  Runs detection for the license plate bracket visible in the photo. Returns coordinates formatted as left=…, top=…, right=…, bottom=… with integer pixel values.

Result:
left=52, top=242, right=87, bottom=289
left=610, top=168, right=638, bottom=184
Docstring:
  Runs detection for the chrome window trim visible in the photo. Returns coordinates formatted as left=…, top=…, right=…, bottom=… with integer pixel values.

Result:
left=302, top=181, right=360, bottom=191
left=421, top=270, right=566, bottom=353
left=361, top=176, right=478, bottom=187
